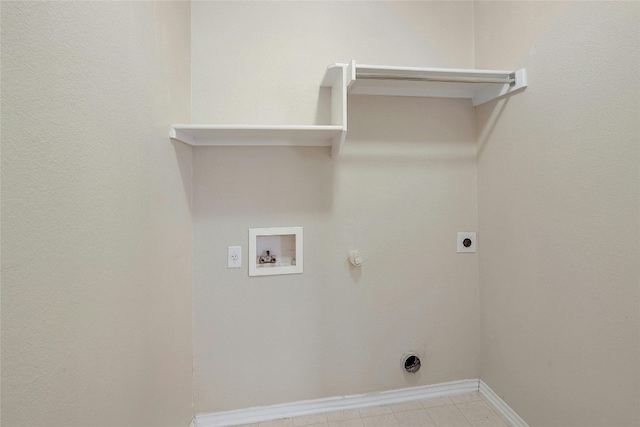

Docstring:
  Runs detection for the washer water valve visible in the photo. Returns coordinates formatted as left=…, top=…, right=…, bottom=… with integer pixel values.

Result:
left=349, top=249, right=363, bottom=267
left=258, top=250, right=276, bottom=264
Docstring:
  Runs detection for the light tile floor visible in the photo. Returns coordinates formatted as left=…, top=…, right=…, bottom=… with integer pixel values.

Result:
left=239, top=392, right=513, bottom=427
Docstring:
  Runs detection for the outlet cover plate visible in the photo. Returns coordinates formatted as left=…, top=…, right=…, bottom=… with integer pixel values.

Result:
left=457, top=232, right=476, bottom=253
left=228, top=246, right=242, bottom=268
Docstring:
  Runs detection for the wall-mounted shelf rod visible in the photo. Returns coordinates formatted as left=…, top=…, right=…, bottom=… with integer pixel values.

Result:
left=355, top=73, right=516, bottom=85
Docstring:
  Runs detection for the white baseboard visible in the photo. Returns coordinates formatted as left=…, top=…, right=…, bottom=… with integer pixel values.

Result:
left=479, top=380, right=529, bottom=427
left=195, top=379, right=528, bottom=427
left=196, top=379, right=478, bottom=427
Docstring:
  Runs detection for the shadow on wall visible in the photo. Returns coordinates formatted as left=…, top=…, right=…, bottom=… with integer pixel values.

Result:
left=342, top=95, right=477, bottom=165
left=172, top=139, right=194, bottom=215
left=476, top=97, right=511, bottom=162
left=190, top=95, right=479, bottom=219
left=315, top=86, right=332, bottom=125
left=192, top=145, right=336, bottom=217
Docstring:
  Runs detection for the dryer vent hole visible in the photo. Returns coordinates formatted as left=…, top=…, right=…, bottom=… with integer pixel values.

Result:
left=404, top=355, right=421, bottom=373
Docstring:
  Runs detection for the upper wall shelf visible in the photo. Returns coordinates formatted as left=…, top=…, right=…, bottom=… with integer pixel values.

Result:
left=339, top=61, right=527, bottom=107
left=170, top=60, right=527, bottom=157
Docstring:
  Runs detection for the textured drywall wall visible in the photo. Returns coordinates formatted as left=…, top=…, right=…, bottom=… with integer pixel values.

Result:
left=191, top=1, right=479, bottom=412
left=1, top=2, right=193, bottom=426
left=191, top=1, right=474, bottom=125
left=475, top=2, right=640, bottom=426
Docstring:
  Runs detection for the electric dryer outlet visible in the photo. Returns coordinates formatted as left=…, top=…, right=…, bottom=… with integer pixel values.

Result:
left=457, top=232, right=477, bottom=253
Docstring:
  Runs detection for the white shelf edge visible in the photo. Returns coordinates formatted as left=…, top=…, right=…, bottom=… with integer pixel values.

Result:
left=355, top=63, right=516, bottom=77
left=170, top=125, right=344, bottom=147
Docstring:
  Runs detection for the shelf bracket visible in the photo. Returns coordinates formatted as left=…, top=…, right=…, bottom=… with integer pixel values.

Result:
left=331, top=130, right=347, bottom=158
left=473, top=68, right=527, bottom=106
left=326, top=63, right=348, bottom=158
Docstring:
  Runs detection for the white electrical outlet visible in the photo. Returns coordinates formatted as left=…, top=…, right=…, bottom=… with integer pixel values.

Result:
left=457, top=232, right=477, bottom=253
left=228, top=246, right=241, bottom=268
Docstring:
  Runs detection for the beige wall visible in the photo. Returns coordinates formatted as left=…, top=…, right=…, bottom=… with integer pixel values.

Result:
left=191, top=1, right=474, bottom=125
left=1, top=2, right=193, bottom=426
left=475, top=2, right=640, bottom=426
left=191, top=1, right=480, bottom=413
left=4, top=1, right=637, bottom=424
